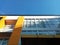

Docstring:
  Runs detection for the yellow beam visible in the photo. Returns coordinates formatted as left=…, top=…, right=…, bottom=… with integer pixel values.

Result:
left=14, top=16, right=24, bottom=28
left=0, top=16, right=6, bottom=29
left=8, top=16, right=24, bottom=45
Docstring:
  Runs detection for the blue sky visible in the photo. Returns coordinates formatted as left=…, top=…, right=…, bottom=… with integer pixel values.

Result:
left=0, top=0, right=60, bottom=15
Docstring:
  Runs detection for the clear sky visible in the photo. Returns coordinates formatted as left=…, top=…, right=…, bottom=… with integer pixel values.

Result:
left=0, top=0, right=60, bottom=15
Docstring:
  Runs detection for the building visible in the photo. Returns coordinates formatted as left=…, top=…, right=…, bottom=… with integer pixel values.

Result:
left=0, top=16, right=60, bottom=45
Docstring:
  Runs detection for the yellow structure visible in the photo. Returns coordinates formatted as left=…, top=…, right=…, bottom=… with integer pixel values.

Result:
left=8, top=16, right=24, bottom=45
left=0, top=16, right=6, bottom=29
left=14, top=16, right=24, bottom=28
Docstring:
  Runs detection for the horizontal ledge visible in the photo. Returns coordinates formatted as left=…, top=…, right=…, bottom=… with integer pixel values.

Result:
left=5, top=20, right=17, bottom=25
left=0, top=32, right=60, bottom=39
